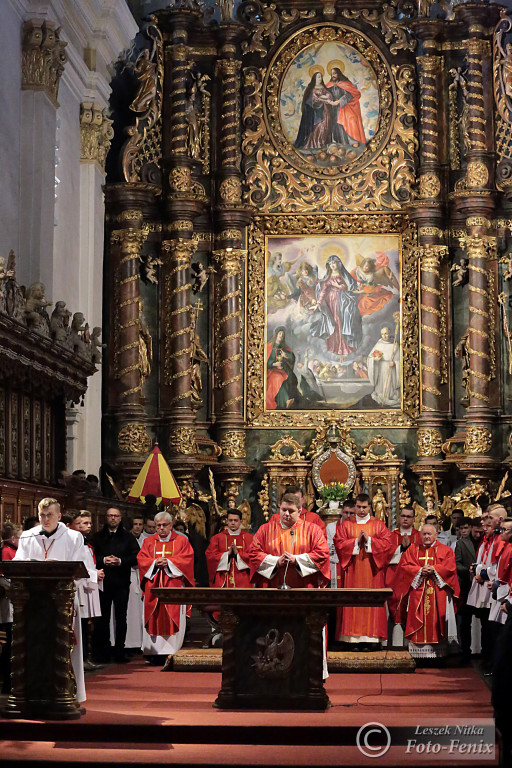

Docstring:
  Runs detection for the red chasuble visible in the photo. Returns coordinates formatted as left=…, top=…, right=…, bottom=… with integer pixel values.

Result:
left=270, top=507, right=327, bottom=535
left=137, top=532, right=195, bottom=636
left=391, top=541, right=459, bottom=645
left=386, top=527, right=422, bottom=620
left=248, top=517, right=330, bottom=589
left=333, top=517, right=394, bottom=640
left=497, top=543, right=512, bottom=586
left=205, top=530, right=254, bottom=588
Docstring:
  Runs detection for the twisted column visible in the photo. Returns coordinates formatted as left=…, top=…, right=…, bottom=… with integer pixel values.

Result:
left=213, top=249, right=244, bottom=420
left=111, top=222, right=148, bottom=406
left=217, top=58, right=242, bottom=174
left=419, top=243, right=449, bottom=413
left=465, top=221, right=492, bottom=407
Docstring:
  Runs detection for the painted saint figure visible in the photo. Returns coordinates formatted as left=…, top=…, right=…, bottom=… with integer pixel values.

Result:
left=350, top=252, right=398, bottom=316
left=325, top=63, right=366, bottom=147
left=294, top=70, right=339, bottom=150
left=266, top=327, right=300, bottom=410
left=310, top=255, right=362, bottom=357
left=367, top=325, right=400, bottom=407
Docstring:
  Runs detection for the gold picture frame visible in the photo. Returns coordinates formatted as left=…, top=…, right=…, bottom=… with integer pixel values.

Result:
left=245, top=213, right=419, bottom=428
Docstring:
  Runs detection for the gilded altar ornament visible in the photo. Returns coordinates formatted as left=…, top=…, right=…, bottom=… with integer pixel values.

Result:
left=80, top=104, right=113, bottom=171
left=121, top=19, right=163, bottom=184
left=170, top=167, right=192, bottom=192
left=455, top=331, right=470, bottom=407
left=372, top=488, right=389, bottom=524
left=190, top=307, right=210, bottom=410
left=22, top=20, right=67, bottom=107
left=494, top=11, right=512, bottom=124
left=419, top=173, right=441, bottom=199
left=398, top=473, right=411, bottom=507
left=465, top=426, right=492, bottom=455
left=417, top=428, right=443, bottom=458
left=341, top=4, right=415, bottom=56
left=220, top=431, right=247, bottom=459
left=269, top=436, right=305, bottom=462
left=241, top=3, right=315, bottom=57
left=185, top=69, right=210, bottom=165
left=118, top=424, right=152, bottom=454
left=258, top=473, right=270, bottom=521
left=360, top=435, right=398, bottom=462
left=219, top=177, right=242, bottom=204
left=500, top=251, right=512, bottom=281
left=138, top=299, right=152, bottom=387
left=498, top=292, right=512, bottom=375
left=169, top=427, right=198, bottom=456
left=466, top=161, right=489, bottom=189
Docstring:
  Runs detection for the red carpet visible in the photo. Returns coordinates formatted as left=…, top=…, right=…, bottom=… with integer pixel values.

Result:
left=0, top=660, right=497, bottom=766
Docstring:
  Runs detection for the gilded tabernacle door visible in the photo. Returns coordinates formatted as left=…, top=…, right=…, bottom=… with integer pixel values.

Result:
left=245, top=214, right=419, bottom=429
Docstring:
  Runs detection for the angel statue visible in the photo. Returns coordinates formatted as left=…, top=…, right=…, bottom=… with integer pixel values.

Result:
left=412, top=495, right=437, bottom=531
left=128, top=45, right=157, bottom=113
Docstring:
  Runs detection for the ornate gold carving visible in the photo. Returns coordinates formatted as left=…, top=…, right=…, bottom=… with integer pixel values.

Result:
left=419, top=227, right=444, bottom=238
left=220, top=431, right=247, bottom=459
left=218, top=230, right=242, bottom=241
left=169, top=167, right=192, bottom=191
left=465, top=426, right=492, bottom=454
left=269, top=436, right=305, bottom=462
left=118, top=424, right=152, bottom=454
left=219, top=177, right=242, bottom=203
left=80, top=103, right=114, bottom=171
left=243, top=32, right=417, bottom=212
left=167, top=220, right=194, bottom=232
left=109, top=209, right=144, bottom=225
left=448, top=68, right=461, bottom=170
left=212, top=249, right=245, bottom=277
left=498, top=292, right=512, bottom=374
left=419, top=172, right=441, bottom=199
left=242, top=5, right=316, bottom=57
left=121, top=20, right=163, bottom=184
left=417, top=428, right=443, bottom=457
left=22, top=20, right=67, bottom=107
left=246, top=214, right=418, bottom=428
left=342, top=5, right=416, bottom=56
left=398, top=473, right=411, bottom=507
left=360, top=436, right=398, bottom=462
left=258, top=473, right=270, bottom=521
left=169, top=427, right=197, bottom=455
left=466, top=161, right=489, bottom=188
left=466, top=216, right=490, bottom=230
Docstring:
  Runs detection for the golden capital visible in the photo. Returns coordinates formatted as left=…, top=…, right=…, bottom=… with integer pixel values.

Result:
left=467, top=38, right=491, bottom=57
left=22, top=19, right=67, bottom=107
left=213, top=248, right=246, bottom=276
left=217, top=59, right=241, bottom=77
left=162, top=238, right=197, bottom=264
left=417, top=428, right=443, bottom=457
left=111, top=226, right=148, bottom=255
left=417, top=55, right=443, bottom=75
left=80, top=103, right=114, bottom=171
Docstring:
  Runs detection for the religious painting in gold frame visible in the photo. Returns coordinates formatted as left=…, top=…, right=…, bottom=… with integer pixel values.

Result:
left=245, top=214, right=419, bottom=428
left=264, top=24, right=394, bottom=182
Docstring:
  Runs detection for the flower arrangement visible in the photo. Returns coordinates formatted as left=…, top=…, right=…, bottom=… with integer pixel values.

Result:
left=318, top=481, right=349, bottom=503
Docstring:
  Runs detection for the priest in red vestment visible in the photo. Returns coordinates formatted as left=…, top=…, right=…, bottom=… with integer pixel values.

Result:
left=270, top=485, right=326, bottom=535
left=386, top=506, right=422, bottom=646
left=391, top=524, right=459, bottom=660
left=137, top=511, right=195, bottom=666
left=248, top=492, right=330, bottom=589
left=333, top=493, right=394, bottom=646
left=206, top=508, right=254, bottom=588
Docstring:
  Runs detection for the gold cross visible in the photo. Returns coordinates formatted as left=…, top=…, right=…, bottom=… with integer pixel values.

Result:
left=418, top=548, right=435, bottom=566
left=195, top=299, right=204, bottom=313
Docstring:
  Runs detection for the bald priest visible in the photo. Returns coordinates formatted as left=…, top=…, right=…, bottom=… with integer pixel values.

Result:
left=391, top=523, right=459, bottom=660
left=137, top=511, right=195, bottom=665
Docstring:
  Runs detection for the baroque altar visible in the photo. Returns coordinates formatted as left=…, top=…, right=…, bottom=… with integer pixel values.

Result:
left=102, top=0, right=512, bottom=520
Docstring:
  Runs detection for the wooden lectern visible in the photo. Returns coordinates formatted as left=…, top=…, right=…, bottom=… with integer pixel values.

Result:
left=153, top=587, right=391, bottom=710
left=1, top=560, right=88, bottom=720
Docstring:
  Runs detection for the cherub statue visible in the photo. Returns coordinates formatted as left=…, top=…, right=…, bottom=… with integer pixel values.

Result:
left=50, top=301, right=72, bottom=343
left=412, top=495, right=437, bottom=530
left=192, top=262, right=213, bottom=294
left=91, top=326, right=106, bottom=364
left=372, top=488, right=389, bottom=525
left=141, top=253, right=163, bottom=285
left=451, top=258, right=468, bottom=287
left=24, top=282, right=51, bottom=333
left=71, top=312, right=88, bottom=354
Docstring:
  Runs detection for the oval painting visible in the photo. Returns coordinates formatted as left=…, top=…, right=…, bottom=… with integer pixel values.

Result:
left=280, top=41, right=379, bottom=170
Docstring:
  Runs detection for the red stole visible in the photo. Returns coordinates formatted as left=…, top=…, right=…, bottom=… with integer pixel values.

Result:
left=205, top=530, right=254, bottom=588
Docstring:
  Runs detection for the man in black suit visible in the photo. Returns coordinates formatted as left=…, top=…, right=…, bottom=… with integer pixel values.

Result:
left=455, top=517, right=478, bottom=662
left=91, top=507, right=140, bottom=663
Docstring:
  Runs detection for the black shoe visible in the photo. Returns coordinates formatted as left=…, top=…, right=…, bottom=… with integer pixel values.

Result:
left=113, top=655, right=131, bottom=664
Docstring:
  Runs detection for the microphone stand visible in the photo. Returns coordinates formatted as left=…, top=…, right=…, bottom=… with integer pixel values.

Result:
left=279, top=529, right=294, bottom=590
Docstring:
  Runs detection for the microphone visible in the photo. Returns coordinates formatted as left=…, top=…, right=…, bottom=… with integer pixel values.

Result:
left=279, top=530, right=294, bottom=590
